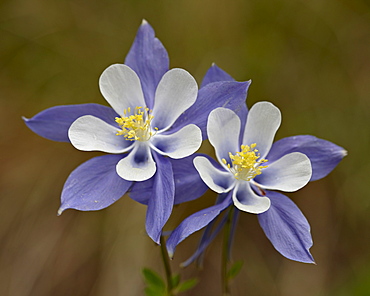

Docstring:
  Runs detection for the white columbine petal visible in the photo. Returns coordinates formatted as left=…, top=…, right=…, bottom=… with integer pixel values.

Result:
left=150, top=124, right=202, bottom=159
left=151, top=68, right=198, bottom=131
left=69, top=115, right=133, bottom=153
left=257, top=152, right=312, bottom=192
left=193, top=156, right=235, bottom=193
left=233, top=181, right=271, bottom=214
left=116, top=142, right=156, bottom=181
left=99, top=64, right=146, bottom=115
left=243, top=102, right=281, bottom=159
left=207, top=108, right=241, bottom=166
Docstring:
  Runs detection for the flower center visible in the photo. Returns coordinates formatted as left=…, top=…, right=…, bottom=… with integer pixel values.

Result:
left=222, top=143, right=268, bottom=181
left=115, top=107, right=157, bottom=141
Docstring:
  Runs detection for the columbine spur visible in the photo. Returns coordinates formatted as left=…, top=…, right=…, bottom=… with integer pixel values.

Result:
left=167, top=101, right=347, bottom=263
left=24, top=21, right=251, bottom=243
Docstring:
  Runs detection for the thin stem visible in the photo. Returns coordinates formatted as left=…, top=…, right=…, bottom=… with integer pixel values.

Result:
left=160, top=235, right=174, bottom=296
left=222, top=206, right=234, bottom=296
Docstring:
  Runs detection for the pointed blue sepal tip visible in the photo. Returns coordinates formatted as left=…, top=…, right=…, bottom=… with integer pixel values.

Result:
left=57, top=206, right=65, bottom=216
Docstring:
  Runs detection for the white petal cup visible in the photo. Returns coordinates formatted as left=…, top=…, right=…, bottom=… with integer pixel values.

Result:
left=257, top=152, right=312, bottom=192
left=151, top=68, right=198, bottom=131
left=243, top=101, right=281, bottom=159
left=68, top=115, right=133, bottom=153
left=99, top=64, right=147, bottom=116
left=207, top=107, right=241, bottom=167
left=193, top=156, right=235, bottom=193
left=150, top=124, right=202, bottom=159
left=232, top=181, right=271, bottom=214
left=116, top=142, right=156, bottom=181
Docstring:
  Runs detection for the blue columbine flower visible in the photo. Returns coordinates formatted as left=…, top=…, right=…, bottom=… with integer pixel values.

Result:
left=68, top=64, right=201, bottom=182
left=167, top=101, right=347, bottom=263
left=23, top=21, right=251, bottom=243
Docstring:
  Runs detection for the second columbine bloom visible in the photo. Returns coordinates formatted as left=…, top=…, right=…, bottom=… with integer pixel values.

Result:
left=194, top=102, right=312, bottom=214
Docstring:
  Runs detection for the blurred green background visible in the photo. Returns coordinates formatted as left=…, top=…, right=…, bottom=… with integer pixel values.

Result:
left=1, top=0, right=368, bottom=295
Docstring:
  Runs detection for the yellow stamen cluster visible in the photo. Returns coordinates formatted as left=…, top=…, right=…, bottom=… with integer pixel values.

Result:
left=222, top=143, right=268, bottom=181
left=115, top=107, right=157, bottom=141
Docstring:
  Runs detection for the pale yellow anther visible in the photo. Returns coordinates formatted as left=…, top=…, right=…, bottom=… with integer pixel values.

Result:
left=222, top=143, right=268, bottom=181
left=115, top=107, right=156, bottom=141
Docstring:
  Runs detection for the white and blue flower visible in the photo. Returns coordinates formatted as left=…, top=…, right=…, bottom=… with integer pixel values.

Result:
left=23, top=21, right=251, bottom=243
left=167, top=98, right=347, bottom=263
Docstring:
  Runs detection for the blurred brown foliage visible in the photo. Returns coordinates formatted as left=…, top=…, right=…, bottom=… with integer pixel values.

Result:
left=0, top=0, right=368, bottom=295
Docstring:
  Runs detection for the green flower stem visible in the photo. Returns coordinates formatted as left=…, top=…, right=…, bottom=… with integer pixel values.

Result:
left=222, top=206, right=234, bottom=296
left=160, top=235, right=174, bottom=296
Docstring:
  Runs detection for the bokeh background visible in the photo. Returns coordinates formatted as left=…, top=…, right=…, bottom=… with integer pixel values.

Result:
left=1, top=0, right=368, bottom=295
